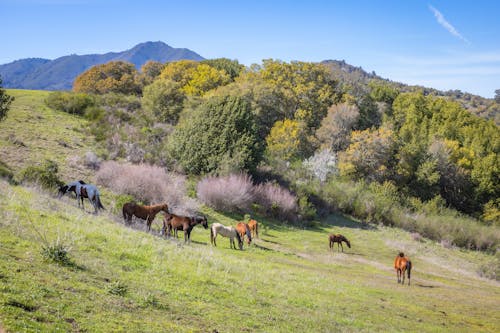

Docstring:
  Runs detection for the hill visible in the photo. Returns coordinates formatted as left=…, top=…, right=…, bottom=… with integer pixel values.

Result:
left=0, top=89, right=498, bottom=332
left=0, top=42, right=204, bottom=91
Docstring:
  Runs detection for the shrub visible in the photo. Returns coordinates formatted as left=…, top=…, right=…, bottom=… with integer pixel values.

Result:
left=107, top=281, right=128, bottom=296
left=254, top=182, right=298, bottom=221
left=96, top=161, right=198, bottom=214
left=197, top=174, right=255, bottom=212
left=45, top=91, right=94, bottom=115
left=18, top=159, right=63, bottom=189
left=0, top=160, right=14, bottom=183
left=41, top=242, right=74, bottom=267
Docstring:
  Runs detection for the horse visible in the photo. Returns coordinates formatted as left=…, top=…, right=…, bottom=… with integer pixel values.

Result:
left=247, top=219, right=259, bottom=239
left=59, top=181, right=104, bottom=214
left=329, top=234, right=351, bottom=252
left=394, top=252, right=412, bottom=285
left=58, top=180, right=86, bottom=206
left=235, top=222, right=252, bottom=246
left=122, top=202, right=169, bottom=231
left=210, top=223, right=242, bottom=250
left=162, top=213, right=208, bottom=243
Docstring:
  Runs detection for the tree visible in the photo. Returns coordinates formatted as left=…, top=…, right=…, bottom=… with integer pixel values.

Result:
left=73, top=61, right=142, bottom=95
left=139, top=60, right=165, bottom=86
left=141, top=79, right=185, bottom=124
left=0, top=76, right=14, bottom=122
left=265, top=119, right=305, bottom=162
left=202, top=58, right=244, bottom=81
left=316, top=102, right=359, bottom=152
left=167, top=95, right=261, bottom=174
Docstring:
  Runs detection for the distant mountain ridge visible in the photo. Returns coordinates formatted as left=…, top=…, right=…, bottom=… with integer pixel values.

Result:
left=0, top=41, right=204, bottom=91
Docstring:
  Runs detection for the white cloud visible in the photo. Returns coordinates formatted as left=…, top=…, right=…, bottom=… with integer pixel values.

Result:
left=429, top=5, right=470, bottom=44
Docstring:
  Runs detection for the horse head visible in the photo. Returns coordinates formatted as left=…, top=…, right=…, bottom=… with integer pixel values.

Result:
left=199, top=216, right=208, bottom=229
left=345, top=238, right=351, bottom=248
left=58, top=185, right=70, bottom=198
left=161, top=203, right=169, bottom=214
left=399, top=252, right=405, bottom=257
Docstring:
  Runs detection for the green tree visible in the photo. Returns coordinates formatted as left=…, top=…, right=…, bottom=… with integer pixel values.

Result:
left=139, top=60, right=165, bottom=86
left=202, top=58, right=244, bottom=81
left=0, top=76, right=14, bottom=122
left=316, top=102, right=359, bottom=152
left=73, top=61, right=141, bottom=95
left=141, top=79, right=185, bottom=124
left=167, top=95, right=261, bottom=174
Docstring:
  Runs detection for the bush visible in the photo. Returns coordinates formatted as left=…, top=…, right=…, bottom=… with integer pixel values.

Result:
left=19, top=159, right=63, bottom=189
left=96, top=161, right=198, bottom=214
left=254, top=182, right=298, bottom=221
left=45, top=91, right=94, bottom=115
left=41, top=242, right=74, bottom=267
left=197, top=174, right=255, bottom=212
left=107, top=281, right=128, bottom=296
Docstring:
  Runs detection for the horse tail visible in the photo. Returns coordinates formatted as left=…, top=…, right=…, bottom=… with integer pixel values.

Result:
left=97, top=194, right=105, bottom=210
left=245, top=225, right=252, bottom=243
left=235, top=229, right=242, bottom=245
left=406, top=260, right=412, bottom=279
left=210, top=226, right=214, bottom=245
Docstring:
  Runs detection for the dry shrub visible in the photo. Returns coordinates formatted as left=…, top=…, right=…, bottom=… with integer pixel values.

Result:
left=196, top=174, right=255, bottom=212
left=254, top=182, right=298, bottom=221
left=96, top=161, right=198, bottom=214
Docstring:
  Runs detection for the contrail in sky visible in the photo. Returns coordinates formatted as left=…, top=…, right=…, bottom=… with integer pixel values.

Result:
left=429, top=5, right=470, bottom=44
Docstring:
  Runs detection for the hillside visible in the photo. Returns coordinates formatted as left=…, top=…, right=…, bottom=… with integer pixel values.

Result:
left=0, top=89, right=499, bottom=332
left=0, top=42, right=204, bottom=91
left=0, top=180, right=499, bottom=332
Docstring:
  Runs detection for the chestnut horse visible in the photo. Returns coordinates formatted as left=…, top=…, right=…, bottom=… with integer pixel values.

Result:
left=162, top=213, right=208, bottom=243
left=235, top=222, right=252, bottom=246
left=210, top=223, right=242, bottom=250
left=394, top=252, right=412, bottom=285
left=247, top=219, right=259, bottom=239
left=329, top=234, right=351, bottom=252
left=122, top=202, right=169, bottom=231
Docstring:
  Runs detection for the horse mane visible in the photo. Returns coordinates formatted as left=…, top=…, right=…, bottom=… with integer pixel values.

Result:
left=78, top=180, right=86, bottom=184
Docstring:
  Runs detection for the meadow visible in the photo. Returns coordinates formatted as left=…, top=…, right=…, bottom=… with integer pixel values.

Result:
left=0, top=89, right=498, bottom=332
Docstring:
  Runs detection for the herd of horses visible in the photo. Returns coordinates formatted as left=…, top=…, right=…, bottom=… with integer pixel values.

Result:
left=58, top=180, right=412, bottom=285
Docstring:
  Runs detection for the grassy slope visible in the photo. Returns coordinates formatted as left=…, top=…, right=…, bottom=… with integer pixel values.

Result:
left=0, top=89, right=98, bottom=181
left=0, top=90, right=499, bottom=332
left=0, top=181, right=499, bottom=333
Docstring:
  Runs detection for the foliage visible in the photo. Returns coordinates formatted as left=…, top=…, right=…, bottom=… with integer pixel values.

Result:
left=254, top=182, right=298, bottom=221
left=73, top=61, right=142, bottom=95
left=316, top=102, right=360, bottom=151
left=45, top=91, right=95, bottom=115
left=265, top=119, right=306, bottom=162
left=167, top=95, right=262, bottom=174
left=201, top=58, right=244, bottom=81
left=139, top=60, right=165, bottom=86
left=339, top=126, right=396, bottom=182
left=18, top=159, right=63, bottom=189
left=141, top=79, right=185, bottom=124
left=196, top=173, right=255, bottom=213
left=107, top=281, right=128, bottom=296
left=0, top=76, right=14, bottom=122
left=41, top=242, right=74, bottom=267
left=96, top=161, right=197, bottom=214
left=302, top=149, right=337, bottom=183
left=0, top=159, right=14, bottom=183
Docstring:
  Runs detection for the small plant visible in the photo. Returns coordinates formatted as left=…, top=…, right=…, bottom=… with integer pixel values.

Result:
left=41, top=242, right=73, bottom=267
left=18, top=159, right=63, bottom=189
left=107, top=280, right=128, bottom=296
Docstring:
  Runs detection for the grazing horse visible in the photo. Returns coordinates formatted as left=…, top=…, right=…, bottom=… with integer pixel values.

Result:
left=162, top=213, right=208, bottom=243
left=235, top=222, right=252, bottom=246
left=329, top=234, right=351, bottom=252
left=122, top=202, right=169, bottom=231
left=78, top=184, right=105, bottom=214
left=58, top=180, right=86, bottom=206
left=247, top=219, right=259, bottom=239
left=394, top=252, right=412, bottom=285
left=210, top=223, right=242, bottom=250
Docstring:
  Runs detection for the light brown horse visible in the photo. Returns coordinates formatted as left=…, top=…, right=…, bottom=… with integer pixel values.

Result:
left=235, top=222, right=252, bottom=246
left=247, top=219, right=259, bottom=239
left=329, top=234, right=351, bottom=252
left=122, top=202, right=169, bottom=231
left=162, top=213, right=208, bottom=243
left=394, top=252, right=412, bottom=285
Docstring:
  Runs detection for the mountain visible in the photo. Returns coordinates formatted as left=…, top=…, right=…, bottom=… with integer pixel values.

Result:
left=0, top=41, right=204, bottom=91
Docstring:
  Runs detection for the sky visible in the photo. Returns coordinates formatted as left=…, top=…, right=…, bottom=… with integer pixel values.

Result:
left=1, top=0, right=499, bottom=98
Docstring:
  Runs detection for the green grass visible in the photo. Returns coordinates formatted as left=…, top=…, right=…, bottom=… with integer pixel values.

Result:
left=0, top=180, right=498, bottom=332
left=0, top=89, right=98, bottom=181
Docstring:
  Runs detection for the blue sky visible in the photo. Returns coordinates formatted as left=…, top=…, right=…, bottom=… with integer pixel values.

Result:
left=1, top=0, right=499, bottom=98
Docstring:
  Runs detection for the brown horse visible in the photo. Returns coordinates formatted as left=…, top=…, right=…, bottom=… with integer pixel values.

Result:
left=162, top=213, right=208, bottom=243
left=329, top=234, right=351, bottom=252
left=122, top=202, right=169, bottom=231
left=235, top=222, right=252, bottom=246
left=394, top=252, right=412, bottom=285
left=247, top=219, right=259, bottom=239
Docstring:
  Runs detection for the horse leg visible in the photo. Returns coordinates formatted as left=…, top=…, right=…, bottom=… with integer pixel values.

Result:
left=340, top=242, right=344, bottom=252
left=401, top=268, right=406, bottom=285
